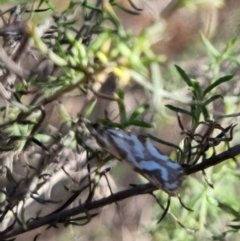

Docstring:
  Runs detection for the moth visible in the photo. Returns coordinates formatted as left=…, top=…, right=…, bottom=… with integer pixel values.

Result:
left=87, top=123, right=185, bottom=195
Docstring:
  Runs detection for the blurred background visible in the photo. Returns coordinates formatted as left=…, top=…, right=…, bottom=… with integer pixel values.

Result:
left=1, top=0, right=240, bottom=241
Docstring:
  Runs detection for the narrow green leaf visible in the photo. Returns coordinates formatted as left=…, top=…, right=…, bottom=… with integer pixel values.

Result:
left=190, top=98, right=197, bottom=116
left=175, top=65, right=192, bottom=87
left=88, top=32, right=109, bottom=53
left=84, top=100, right=97, bottom=118
left=82, top=2, right=103, bottom=12
left=201, top=106, right=211, bottom=122
left=217, top=201, right=240, bottom=219
left=126, top=120, right=153, bottom=128
left=203, top=95, right=223, bottom=106
left=200, top=32, right=220, bottom=57
left=32, top=196, right=62, bottom=204
left=227, top=224, right=240, bottom=230
left=222, top=37, right=238, bottom=57
left=117, top=89, right=124, bottom=100
left=203, top=75, right=234, bottom=97
left=129, top=103, right=149, bottom=121
left=115, top=90, right=127, bottom=125
left=147, top=134, right=183, bottom=156
left=190, top=80, right=203, bottom=100
left=34, top=134, right=51, bottom=143
left=165, top=104, right=197, bottom=121
left=96, top=119, right=123, bottom=129
left=117, top=42, right=131, bottom=57
left=6, top=166, right=17, bottom=186
left=20, top=208, right=27, bottom=230
left=130, top=70, right=153, bottom=92
left=212, top=230, right=236, bottom=240
left=114, top=2, right=141, bottom=15
left=26, top=75, right=38, bottom=85
left=58, top=101, right=71, bottom=123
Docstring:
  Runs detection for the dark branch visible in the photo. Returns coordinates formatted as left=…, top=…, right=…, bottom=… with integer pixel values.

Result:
left=185, top=144, right=240, bottom=175
left=1, top=144, right=240, bottom=240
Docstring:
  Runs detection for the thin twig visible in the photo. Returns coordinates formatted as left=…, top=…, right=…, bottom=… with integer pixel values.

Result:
left=1, top=143, right=240, bottom=239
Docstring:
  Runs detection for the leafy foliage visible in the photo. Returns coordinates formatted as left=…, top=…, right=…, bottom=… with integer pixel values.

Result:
left=0, top=1, right=240, bottom=241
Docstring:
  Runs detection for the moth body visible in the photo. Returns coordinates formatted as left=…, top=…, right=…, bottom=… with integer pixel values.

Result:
left=88, top=123, right=185, bottom=195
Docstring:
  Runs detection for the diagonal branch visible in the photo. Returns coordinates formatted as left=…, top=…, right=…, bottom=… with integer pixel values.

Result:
left=1, top=144, right=240, bottom=240
left=185, top=144, right=240, bottom=175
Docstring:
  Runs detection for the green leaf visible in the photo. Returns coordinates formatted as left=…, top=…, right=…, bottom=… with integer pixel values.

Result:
left=222, top=37, right=238, bottom=57
left=175, top=65, right=192, bottom=87
left=201, top=106, right=211, bottom=122
left=203, top=95, right=223, bottom=106
left=82, top=2, right=103, bottom=13
left=217, top=201, right=240, bottom=219
left=115, top=90, right=127, bottom=125
left=6, top=166, right=17, bottom=186
left=117, top=42, right=132, bottom=58
left=117, top=88, right=124, bottom=100
left=147, top=134, right=183, bottom=156
left=190, top=80, right=203, bottom=99
left=130, top=70, right=153, bottom=92
left=129, top=103, right=149, bottom=121
left=212, top=229, right=236, bottom=240
left=20, top=207, right=27, bottom=230
left=32, top=196, right=62, bottom=204
left=58, top=101, right=72, bottom=124
left=126, top=120, right=153, bottom=128
left=25, top=74, right=38, bottom=85
left=96, top=119, right=122, bottom=129
left=200, top=32, right=220, bottom=58
left=34, top=134, right=51, bottom=143
left=88, top=32, right=109, bottom=53
left=190, top=99, right=197, bottom=116
left=84, top=100, right=97, bottom=118
left=228, top=224, right=240, bottom=230
left=165, top=104, right=197, bottom=121
left=203, top=75, right=234, bottom=97
left=114, top=2, right=141, bottom=15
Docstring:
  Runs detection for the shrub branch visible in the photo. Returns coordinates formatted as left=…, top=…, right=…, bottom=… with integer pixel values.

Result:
left=1, top=143, right=240, bottom=240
